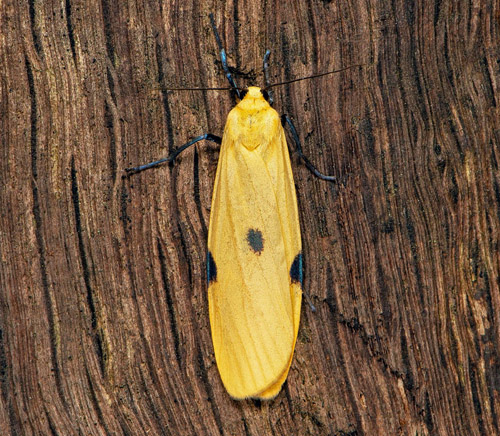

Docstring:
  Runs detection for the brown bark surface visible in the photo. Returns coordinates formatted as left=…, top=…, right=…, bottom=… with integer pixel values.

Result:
left=1, top=1, right=499, bottom=435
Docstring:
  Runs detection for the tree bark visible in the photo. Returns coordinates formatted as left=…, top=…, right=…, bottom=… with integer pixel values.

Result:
left=1, top=1, right=499, bottom=435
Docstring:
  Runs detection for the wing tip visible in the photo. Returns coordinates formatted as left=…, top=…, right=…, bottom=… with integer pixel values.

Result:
left=222, top=352, right=295, bottom=400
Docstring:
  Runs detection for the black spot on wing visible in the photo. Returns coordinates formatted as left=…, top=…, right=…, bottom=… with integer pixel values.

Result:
left=207, top=251, right=217, bottom=284
left=290, top=253, right=303, bottom=286
left=246, top=228, right=264, bottom=254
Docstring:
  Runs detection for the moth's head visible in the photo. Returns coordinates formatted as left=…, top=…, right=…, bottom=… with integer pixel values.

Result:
left=237, top=86, right=270, bottom=113
left=239, top=86, right=272, bottom=104
left=240, top=86, right=271, bottom=106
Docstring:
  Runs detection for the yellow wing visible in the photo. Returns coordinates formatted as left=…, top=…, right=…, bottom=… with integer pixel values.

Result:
left=207, top=88, right=302, bottom=399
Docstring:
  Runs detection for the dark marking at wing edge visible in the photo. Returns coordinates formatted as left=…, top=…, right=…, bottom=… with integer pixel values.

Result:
left=207, top=251, right=217, bottom=284
left=247, top=228, right=264, bottom=254
left=290, top=253, right=303, bottom=286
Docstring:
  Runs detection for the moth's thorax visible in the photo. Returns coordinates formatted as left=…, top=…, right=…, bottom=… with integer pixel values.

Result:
left=225, top=86, right=280, bottom=151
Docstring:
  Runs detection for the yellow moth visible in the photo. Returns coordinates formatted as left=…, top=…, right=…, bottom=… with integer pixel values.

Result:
left=126, top=14, right=338, bottom=400
left=206, top=85, right=303, bottom=399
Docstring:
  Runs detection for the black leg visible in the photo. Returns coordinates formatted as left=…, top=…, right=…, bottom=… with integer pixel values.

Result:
left=262, top=50, right=273, bottom=105
left=125, top=133, right=222, bottom=176
left=281, top=115, right=336, bottom=182
left=209, top=14, right=241, bottom=100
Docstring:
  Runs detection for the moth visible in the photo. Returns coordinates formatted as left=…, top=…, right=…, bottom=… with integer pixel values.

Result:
left=126, top=14, right=342, bottom=399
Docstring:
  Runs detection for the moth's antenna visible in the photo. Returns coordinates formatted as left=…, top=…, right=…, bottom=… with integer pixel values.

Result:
left=265, top=64, right=363, bottom=89
left=209, top=14, right=241, bottom=99
left=160, top=86, right=233, bottom=91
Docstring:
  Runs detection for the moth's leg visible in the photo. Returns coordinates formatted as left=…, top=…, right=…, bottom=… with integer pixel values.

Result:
left=125, top=133, right=222, bottom=176
left=209, top=14, right=240, bottom=99
left=262, top=50, right=273, bottom=105
left=281, top=114, right=336, bottom=182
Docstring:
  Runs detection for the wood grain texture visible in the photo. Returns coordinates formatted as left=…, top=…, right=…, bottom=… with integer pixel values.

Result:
left=1, top=0, right=499, bottom=434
